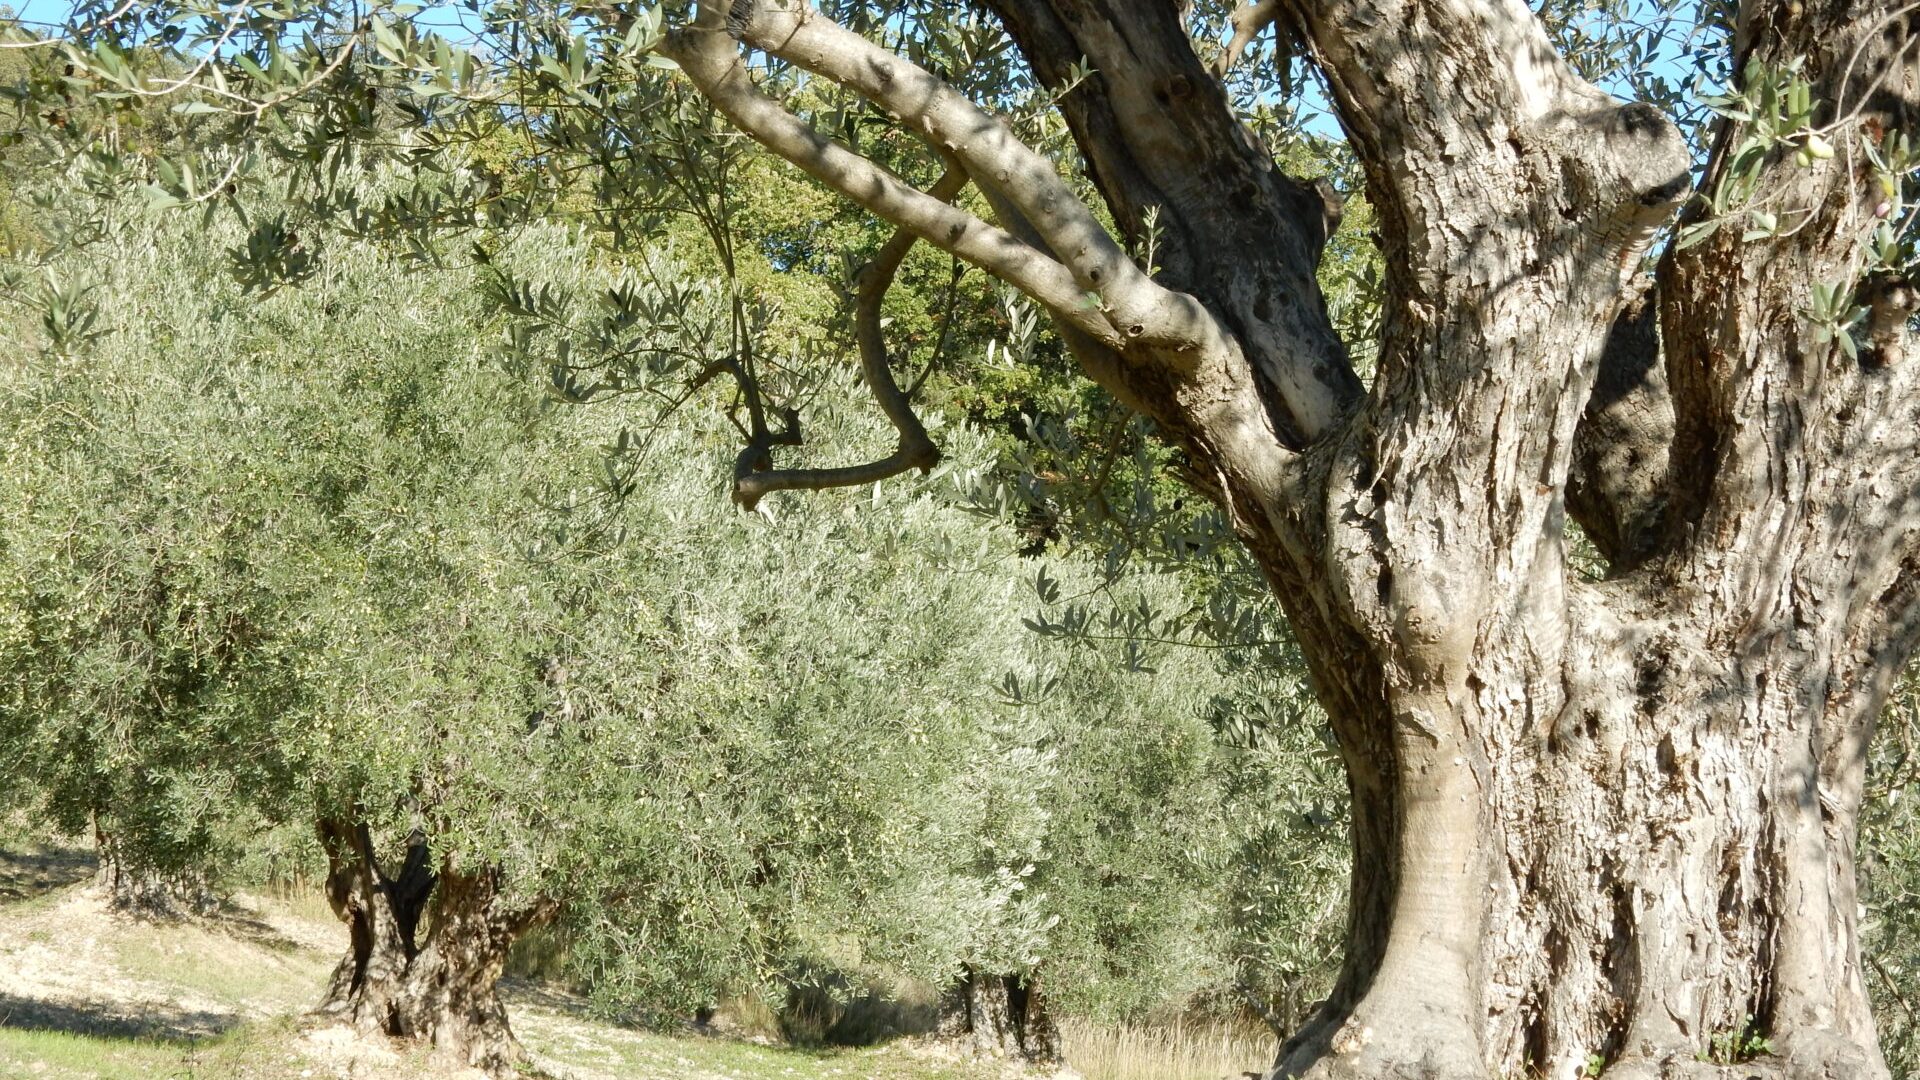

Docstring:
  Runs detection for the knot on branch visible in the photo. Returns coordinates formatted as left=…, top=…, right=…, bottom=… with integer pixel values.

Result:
left=1605, top=102, right=1692, bottom=214
left=1863, top=272, right=1918, bottom=368
left=725, top=0, right=760, bottom=37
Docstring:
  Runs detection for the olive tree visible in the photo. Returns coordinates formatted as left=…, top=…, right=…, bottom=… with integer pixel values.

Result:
left=13, top=0, right=1920, bottom=1073
left=2, top=187, right=1318, bottom=1068
left=648, top=5, right=1917, bottom=1072
left=0, top=239, right=307, bottom=910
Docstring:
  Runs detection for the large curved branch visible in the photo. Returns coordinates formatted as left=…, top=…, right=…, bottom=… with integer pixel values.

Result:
left=979, top=0, right=1360, bottom=445
left=731, top=167, right=969, bottom=511
left=713, top=0, right=1225, bottom=353
left=660, top=14, right=1129, bottom=351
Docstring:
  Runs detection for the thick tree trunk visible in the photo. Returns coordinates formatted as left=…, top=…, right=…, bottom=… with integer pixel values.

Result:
left=1265, top=593, right=1900, bottom=1080
left=1256, top=3, right=1916, bottom=1074
left=938, top=967, right=1063, bottom=1066
left=312, top=819, right=553, bottom=1076
left=668, top=0, right=1918, bottom=1076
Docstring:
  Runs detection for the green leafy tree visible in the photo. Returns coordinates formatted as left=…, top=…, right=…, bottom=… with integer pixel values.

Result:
left=1, top=186, right=1335, bottom=1069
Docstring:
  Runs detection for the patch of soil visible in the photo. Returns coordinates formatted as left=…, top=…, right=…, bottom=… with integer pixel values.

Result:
left=0, top=888, right=247, bottom=1040
left=0, top=845, right=97, bottom=905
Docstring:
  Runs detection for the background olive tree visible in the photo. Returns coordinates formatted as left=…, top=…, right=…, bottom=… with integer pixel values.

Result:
left=0, top=169, right=1362, bottom=1070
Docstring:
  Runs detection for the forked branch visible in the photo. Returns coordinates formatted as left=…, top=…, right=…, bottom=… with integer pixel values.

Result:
left=731, top=166, right=969, bottom=511
left=663, top=0, right=1230, bottom=358
left=1215, top=0, right=1284, bottom=76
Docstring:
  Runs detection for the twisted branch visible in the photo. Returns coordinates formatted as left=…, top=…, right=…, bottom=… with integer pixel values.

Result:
left=731, top=166, right=970, bottom=510
left=664, top=0, right=1235, bottom=359
left=662, top=6, right=1128, bottom=351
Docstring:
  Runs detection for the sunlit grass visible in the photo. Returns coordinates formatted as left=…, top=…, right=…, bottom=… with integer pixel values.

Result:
left=3, top=873, right=1283, bottom=1080
left=251, top=878, right=342, bottom=929
left=0, top=1017, right=293, bottom=1080
left=517, top=1016, right=1006, bottom=1080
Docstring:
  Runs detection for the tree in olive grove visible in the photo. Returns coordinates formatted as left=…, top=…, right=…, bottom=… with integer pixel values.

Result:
left=11, top=0, right=1920, bottom=1075
left=1, top=186, right=1332, bottom=1071
left=591, top=7, right=1920, bottom=1076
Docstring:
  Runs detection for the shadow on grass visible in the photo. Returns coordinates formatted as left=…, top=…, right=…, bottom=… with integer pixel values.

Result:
left=502, top=977, right=599, bottom=1018
left=198, top=904, right=309, bottom=954
left=0, top=846, right=97, bottom=905
left=0, top=992, right=243, bottom=1043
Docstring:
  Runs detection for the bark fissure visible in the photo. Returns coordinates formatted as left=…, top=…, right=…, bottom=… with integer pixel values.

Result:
left=1569, top=290, right=1675, bottom=571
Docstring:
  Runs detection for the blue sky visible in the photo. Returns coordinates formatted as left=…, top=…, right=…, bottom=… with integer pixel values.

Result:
left=9, top=0, right=102, bottom=26
left=5, top=0, right=1707, bottom=146
left=4, top=0, right=480, bottom=36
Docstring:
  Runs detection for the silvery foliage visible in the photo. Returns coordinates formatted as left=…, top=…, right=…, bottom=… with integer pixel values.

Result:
left=484, top=218, right=1343, bottom=1018
left=1864, top=671, right=1920, bottom=1070
left=0, top=169, right=1338, bottom=1023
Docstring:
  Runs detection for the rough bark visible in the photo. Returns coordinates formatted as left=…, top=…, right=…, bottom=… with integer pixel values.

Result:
left=664, top=0, right=1920, bottom=1076
left=937, top=967, right=1063, bottom=1066
left=312, top=819, right=555, bottom=1076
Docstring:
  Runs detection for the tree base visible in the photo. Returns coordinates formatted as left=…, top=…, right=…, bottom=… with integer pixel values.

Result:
left=92, top=860, right=219, bottom=919
left=313, top=822, right=549, bottom=1077
left=937, top=969, right=1062, bottom=1066
left=1270, top=1027, right=1891, bottom=1080
left=312, top=904, right=528, bottom=1077
left=312, top=964, right=524, bottom=1077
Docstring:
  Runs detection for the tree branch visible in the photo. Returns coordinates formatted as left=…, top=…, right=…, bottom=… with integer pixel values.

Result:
left=967, top=169, right=1142, bottom=410
left=661, top=4, right=1136, bottom=351
left=1279, top=0, right=1689, bottom=269
left=1215, top=0, right=1285, bottom=77
left=711, top=0, right=1225, bottom=353
left=980, top=0, right=1360, bottom=444
left=731, top=166, right=969, bottom=511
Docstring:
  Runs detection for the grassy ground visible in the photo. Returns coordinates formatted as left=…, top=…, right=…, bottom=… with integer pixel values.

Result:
left=0, top=846, right=1273, bottom=1080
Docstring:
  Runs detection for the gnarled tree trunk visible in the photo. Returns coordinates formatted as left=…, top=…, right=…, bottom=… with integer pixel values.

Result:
left=938, top=966, right=1063, bottom=1066
left=662, top=0, right=1920, bottom=1075
left=313, top=819, right=555, bottom=1076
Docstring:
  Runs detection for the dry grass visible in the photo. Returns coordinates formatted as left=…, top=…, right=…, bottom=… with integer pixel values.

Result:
left=250, top=877, right=342, bottom=929
left=1061, top=1016, right=1274, bottom=1080
left=0, top=871, right=1016, bottom=1080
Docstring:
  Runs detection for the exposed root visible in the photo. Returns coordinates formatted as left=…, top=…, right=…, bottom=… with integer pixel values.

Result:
left=1272, top=1003, right=1485, bottom=1079
left=1770, top=1028, right=1890, bottom=1080
left=1602, top=1029, right=1889, bottom=1080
